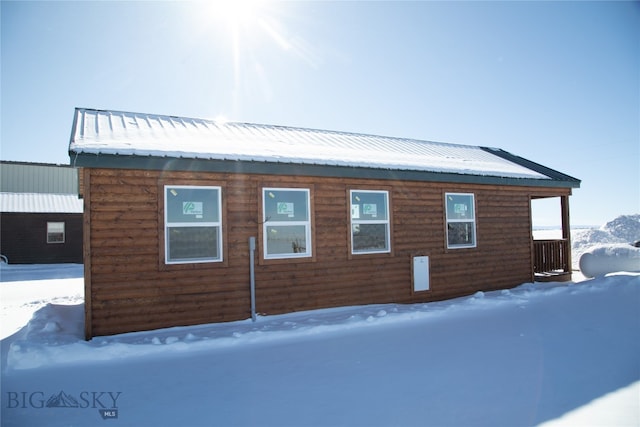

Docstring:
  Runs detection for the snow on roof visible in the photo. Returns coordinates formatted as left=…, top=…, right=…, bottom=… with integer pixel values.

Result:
left=69, top=108, right=549, bottom=180
left=0, top=193, right=83, bottom=214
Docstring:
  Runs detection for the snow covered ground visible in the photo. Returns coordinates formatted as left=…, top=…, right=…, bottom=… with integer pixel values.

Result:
left=1, top=263, right=638, bottom=427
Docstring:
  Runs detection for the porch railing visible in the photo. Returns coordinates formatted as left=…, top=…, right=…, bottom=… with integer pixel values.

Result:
left=533, top=239, right=570, bottom=274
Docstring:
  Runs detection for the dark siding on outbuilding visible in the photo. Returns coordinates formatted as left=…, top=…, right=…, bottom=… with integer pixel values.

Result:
left=0, top=213, right=83, bottom=263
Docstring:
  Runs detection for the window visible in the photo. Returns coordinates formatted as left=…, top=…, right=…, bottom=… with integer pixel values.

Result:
left=47, top=222, right=65, bottom=244
left=445, top=193, right=476, bottom=248
left=350, top=190, right=390, bottom=254
left=164, top=185, right=222, bottom=264
left=263, top=188, right=311, bottom=259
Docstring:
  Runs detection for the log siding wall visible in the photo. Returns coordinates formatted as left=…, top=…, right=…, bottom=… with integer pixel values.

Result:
left=84, top=167, right=570, bottom=338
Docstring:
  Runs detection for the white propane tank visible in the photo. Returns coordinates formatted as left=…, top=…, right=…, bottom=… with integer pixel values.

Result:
left=579, top=244, right=640, bottom=278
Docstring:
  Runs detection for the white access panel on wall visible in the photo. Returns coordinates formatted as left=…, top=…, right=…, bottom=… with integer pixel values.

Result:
left=413, top=256, right=430, bottom=292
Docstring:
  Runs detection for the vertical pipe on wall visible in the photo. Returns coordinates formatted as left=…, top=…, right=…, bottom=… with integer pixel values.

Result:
left=249, top=236, right=257, bottom=322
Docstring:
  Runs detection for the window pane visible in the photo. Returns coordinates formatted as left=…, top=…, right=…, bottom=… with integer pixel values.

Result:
left=446, top=194, right=474, bottom=220
left=352, top=223, right=389, bottom=252
left=48, top=233, right=65, bottom=243
left=47, top=222, right=65, bottom=233
left=351, top=191, right=388, bottom=220
left=166, top=187, right=220, bottom=223
left=447, top=222, right=475, bottom=246
left=47, top=222, right=65, bottom=243
left=167, top=226, right=219, bottom=262
left=266, top=225, right=307, bottom=255
left=264, top=189, right=309, bottom=222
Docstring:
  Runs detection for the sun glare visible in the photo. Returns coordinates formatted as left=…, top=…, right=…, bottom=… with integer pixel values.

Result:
left=206, top=0, right=265, bottom=30
left=194, top=0, right=318, bottom=119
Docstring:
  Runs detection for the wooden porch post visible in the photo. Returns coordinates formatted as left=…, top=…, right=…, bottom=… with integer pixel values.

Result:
left=561, top=195, right=572, bottom=275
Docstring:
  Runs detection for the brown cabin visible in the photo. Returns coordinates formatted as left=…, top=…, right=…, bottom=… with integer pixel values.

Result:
left=69, top=108, right=580, bottom=339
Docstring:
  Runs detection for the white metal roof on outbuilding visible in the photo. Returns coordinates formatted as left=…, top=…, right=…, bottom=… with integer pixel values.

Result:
left=0, top=193, right=83, bottom=214
left=69, top=108, right=551, bottom=180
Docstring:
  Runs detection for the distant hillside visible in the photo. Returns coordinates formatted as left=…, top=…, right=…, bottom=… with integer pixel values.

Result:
left=601, top=214, right=640, bottom=243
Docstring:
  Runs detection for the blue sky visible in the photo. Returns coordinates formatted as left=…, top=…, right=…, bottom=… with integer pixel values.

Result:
left=1, top=1, right=638, bottom=226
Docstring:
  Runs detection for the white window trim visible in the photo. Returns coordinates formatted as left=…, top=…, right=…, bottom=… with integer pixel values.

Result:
left=445, top=192, right=477, bottom=249
left=164, top=185, right=223, bottom=264
left=263, top=187, right=312, bottom=260
left=350, top=189, right=391, bottom=255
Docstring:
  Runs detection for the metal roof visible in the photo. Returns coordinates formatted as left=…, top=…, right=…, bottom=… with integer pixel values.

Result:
left=69, top=108, right=580, bottom=188
left=1, top=161, right=78, bottom=194
left=0, top=193, right=83, bottom=214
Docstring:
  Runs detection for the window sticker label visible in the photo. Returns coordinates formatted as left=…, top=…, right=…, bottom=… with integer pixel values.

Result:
left=183, top=201, right=203, bottom=218
left=277, top=202, right=295, bottom=217
left=454, top=203, right=467, bottom=215
left=363, top=203, right=377, bottom=217
left=351, top=205, right=360, bottom=219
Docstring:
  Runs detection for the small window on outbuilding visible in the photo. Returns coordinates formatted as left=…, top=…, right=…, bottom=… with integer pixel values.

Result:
left=164, top=185, right=223, bottom=264
left=445, top=193, right=476, bottom=249
left=262, top=188, right=312, bottom=259
left=350, top=190, right=390, bottom=254
left=47, top=222, right=65, bottom=244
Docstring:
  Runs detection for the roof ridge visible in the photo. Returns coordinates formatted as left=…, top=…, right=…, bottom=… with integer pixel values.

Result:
left=74, top=107, right=476, bottom=150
